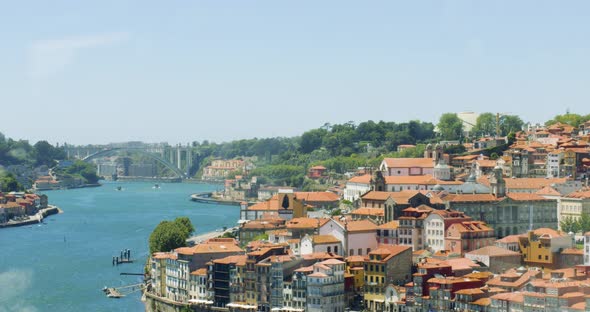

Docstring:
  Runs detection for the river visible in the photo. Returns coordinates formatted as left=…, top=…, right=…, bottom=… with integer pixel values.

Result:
left=0, top=181, right=238, bottom=312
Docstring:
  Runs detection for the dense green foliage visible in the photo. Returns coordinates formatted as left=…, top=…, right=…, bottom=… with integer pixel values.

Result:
left=191, top=120, right=436, bottom=182
left=0, top=172, right=24, bottom=192
left=0, top=133, right=65, bottom=167
left=436, top=113, right=464, bottom=140
left=54, top=160, right=100, bottom=184
left=545, top=113, right=590, bottom=127
left=148, top=217, right=195, bottom=254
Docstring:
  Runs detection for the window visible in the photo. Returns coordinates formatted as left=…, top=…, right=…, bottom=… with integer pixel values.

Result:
left=334, top=246, right=338, bottom=253
left=358, top=248, right=362, bottom=255
left=367, top=248, right=371, bottom=254
left=350, top=249, right=354, bottom=256
left=538, top=255, right=542, bottom=260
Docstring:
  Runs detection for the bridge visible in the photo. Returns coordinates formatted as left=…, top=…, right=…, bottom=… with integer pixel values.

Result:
left=63, top=143, right=195, bottom=179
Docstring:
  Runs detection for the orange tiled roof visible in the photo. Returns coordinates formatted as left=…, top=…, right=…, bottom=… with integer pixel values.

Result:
left=190, top=268, right=207, bottom=275
left=382, top=157, right=434, bottom=168
left=347, top=174, right=372, bottom=184
left=361, top=190, right=421, bottom=203
left=506, top=193, right=553, bottom=201
left=368, top=245, right=411, bottom=262
left=495, top=234, right=525, bottom=244
left=446, top=194, right=499, bottom=203
left=532, top=227, right=567, bottom=238
left=351, top=207, right=384, bottom=217
left=566, top=189, right=590, bottom=199
left=536, top=186, right=561, bottom=196
left=346, top=219, right=379, bottom=232
left=378, top=220, right=399, bottom=230
left=479, top=176, right=568, bottom=190
left=294, top=192, right=340, bottom=202
left=466, top=246, right=520, bottom=257
left=490, top=292, right=524, bottom=303
left=312, top=235, right=341, bottom=245
left=286, top=217, right=329, bottom=230
left=213, top=255, right=247, bottom=266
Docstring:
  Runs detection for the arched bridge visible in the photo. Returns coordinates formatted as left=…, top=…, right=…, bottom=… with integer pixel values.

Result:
left=82, top=148, right=187, bottom=178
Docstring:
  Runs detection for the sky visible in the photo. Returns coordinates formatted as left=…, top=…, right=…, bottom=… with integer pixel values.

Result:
left=1, top=1, right=589, bottom=145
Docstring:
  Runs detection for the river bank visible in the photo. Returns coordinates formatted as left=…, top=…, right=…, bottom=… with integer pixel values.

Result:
left=0, top=181, right=237, bottom=312
left=0, top=205, right=61, bottom=228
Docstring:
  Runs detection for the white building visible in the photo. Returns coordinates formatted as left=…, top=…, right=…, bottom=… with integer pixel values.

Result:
left=188, top=268, right=212, bottom=304
left=300, top=234, right=343, bottom=256
left=319, top=218, right=379, bottom=256
left=344, top=174, right=372, bottom=202
left=546, top=151, right=564, bottom=178
left=306, top=259, right=346, bottom=312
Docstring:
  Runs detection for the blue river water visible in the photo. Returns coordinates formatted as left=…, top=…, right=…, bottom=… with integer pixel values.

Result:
left=0, top=181, right=237, bottom=312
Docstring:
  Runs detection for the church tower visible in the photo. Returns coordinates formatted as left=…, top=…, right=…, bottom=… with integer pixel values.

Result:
left=490, top=166, right=506, bottom=197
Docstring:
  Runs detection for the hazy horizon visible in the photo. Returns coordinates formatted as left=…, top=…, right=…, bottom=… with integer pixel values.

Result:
left=2, top=1, right=589, bottom=145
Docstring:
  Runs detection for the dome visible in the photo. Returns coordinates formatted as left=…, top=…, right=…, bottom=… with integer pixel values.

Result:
left=433, top=184, right=445, bottom=192
left=426, top=143, right=433, bottom=149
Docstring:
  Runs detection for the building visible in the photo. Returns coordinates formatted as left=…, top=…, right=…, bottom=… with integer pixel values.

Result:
left=495, top=234, right=523, bottom=252
left=360, top=190, right=434, bottom=222
left=465, top=246, right=522, bottom=274
left=188, top=268, right=211, bottom=304
left=376, top=220, right=399, bottom=245
left=398, top=205, right=434, bottom=251
left=202, top=159, right=246, bottom=180
left=240, top=189, right=307, bottom=221
left=210, top=255, right=248, bottom=308
left=319, top=218, right=379, bottom=257
left=445, top=221, right=495, bottom=256
left=379, top=158, right=435, bottom=177
left=301, top=234, right=343, bottom=256
left=518, top=228, right=573, bottom=270
left=293, top=192, right=340, bottom=209
left=308, top=166, right=327, bottom=179
left=423, top=209, right=473, bottom=253
left=344, top=174, right=372, bottom=202
left=560, top=189, right=590, bottom=230
left=363, top=245, right=413, bottom=312
left=306, top=259, right=346, bottom=312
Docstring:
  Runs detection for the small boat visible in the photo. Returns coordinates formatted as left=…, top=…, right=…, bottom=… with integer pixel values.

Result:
left=116, top=186, right=122, bottom=191
left=153, top=184, right=160, bottom=189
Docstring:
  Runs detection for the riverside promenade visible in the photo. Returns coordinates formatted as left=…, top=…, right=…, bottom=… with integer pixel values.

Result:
left=186, top=226, right=238, bottom=245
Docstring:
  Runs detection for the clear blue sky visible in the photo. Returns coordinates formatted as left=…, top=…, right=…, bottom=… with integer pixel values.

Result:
left=1, top=1, right=589, bottom=145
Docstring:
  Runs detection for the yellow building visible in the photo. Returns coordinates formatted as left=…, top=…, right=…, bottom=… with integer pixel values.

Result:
left=346, top=255, right=366, bottom=293
left=518, top=228, right=572, bottom=271
left=363, top=245, right=412, bottom=312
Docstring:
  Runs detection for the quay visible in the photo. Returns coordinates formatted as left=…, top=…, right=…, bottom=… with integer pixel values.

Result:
left=190, top=192, right=255, bottom=206
left=0, top=205, right=61, bottom=228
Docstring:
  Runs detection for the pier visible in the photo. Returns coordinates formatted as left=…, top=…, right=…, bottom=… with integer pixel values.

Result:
left=112, top=249, right=134, bottom=266
left=103, top=283, right=146, bottom=298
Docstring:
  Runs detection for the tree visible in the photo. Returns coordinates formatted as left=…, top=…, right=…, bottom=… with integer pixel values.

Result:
left=545, top=113, right=590, bottom=127
left=33, top=140, right=66, bottom=167
left=500, top=115, right=524, bottom=136
left=560, top=216, right=580, bottom=234
left=578, top=213, right=590, bottom=234
left=149, top=221, right=189, bottom=254
left=299, top=129, right=328, bottom=153
left=437, top=113, right=464, bottom=140
left=174, top=217, right=195, bottom=237
left=472, top=113, right=496, bottom=137
left=0, top=173, right=24, bottom=192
